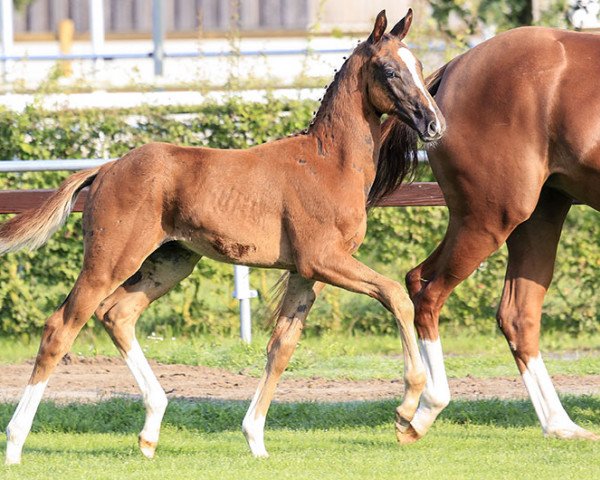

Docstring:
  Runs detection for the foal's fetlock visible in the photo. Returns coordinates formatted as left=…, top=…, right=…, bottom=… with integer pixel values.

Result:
left=5, top=424, right=26, bottom=465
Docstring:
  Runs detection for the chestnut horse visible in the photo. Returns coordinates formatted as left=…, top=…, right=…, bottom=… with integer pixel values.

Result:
left=382, top=27, right=600, bottom=443
left=3, top=10, right=444, bottom=464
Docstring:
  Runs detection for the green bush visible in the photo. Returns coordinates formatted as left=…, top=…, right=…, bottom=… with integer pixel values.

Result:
left=0, top=100, right=597, bottom=338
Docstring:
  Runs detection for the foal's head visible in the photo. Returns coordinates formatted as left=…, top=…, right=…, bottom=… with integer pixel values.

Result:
left=360, top=10, right=445, bottom=142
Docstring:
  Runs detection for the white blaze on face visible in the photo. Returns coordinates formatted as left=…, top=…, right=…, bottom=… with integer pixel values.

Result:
left=397, top=47, right=442, bottom=132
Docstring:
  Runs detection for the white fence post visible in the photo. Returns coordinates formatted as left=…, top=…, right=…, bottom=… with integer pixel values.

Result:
left=233, top=265, right=257, bottom=344
left=152, top=0, right=165, bottom=76
left=0, top=0, right=14, bottom=82
left=89, top=0, right=105, bottom=74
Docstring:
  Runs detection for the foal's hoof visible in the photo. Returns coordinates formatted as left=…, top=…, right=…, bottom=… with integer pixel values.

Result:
left=139, top=436, right=157, bottom=459
left=395, top=422, right=422, bottom=445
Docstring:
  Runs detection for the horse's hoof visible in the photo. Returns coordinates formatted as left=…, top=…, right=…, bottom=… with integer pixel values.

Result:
left=139, top=437, right=157, bottom=459
left=395, top=422, right=422, bottom=445
left=546, top=425, right=599, bottom=441
left=4, top=456, right=21, bottom=466
left=252, top=449, right=270, bottom=459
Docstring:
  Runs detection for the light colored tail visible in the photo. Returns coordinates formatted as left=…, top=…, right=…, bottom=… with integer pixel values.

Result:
left=0, top=166, right=102, bottom=254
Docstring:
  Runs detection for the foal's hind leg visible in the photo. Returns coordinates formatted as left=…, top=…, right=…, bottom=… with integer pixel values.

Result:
left=243, top=274, right=319, bottom=457
left=95, top=242, right=201, bottom=458
left=5, top=226, right=163, bottom=464
left=497, top=189, right=598, bottom=440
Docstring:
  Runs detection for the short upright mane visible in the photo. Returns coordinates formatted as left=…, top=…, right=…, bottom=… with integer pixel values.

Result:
left=308, top=43, right=368, bottom=133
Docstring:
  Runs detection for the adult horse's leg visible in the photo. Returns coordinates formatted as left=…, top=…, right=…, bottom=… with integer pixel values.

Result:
left=497, top=188, right=597, bottom=439
left=401, top=207, right=541, bottom=442
left=294, top=252, right=426, bottom=442
left=95, top=242, right=201, bottom=458
left=400, top=219, right=505, bottom=442
left=243, top=273, right=319, bottom=457
left=5, top=226, right=163, bottom=465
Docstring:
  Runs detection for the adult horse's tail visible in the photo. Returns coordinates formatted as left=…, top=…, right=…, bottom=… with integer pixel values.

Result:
left=0, top=167, right=102, bottom=254
left=369, top=62, right=452, bottom=208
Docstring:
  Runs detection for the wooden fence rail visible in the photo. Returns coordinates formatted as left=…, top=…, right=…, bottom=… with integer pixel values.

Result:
left=0, top=182, right=446, bottom=215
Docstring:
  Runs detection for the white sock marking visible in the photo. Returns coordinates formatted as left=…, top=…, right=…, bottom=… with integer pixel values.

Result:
left=242, top=381, right=268, bottom=457
left=397, top=47, right=442, bottom=132
left=521, top=354, right=589, bottom=437
left=6, top=380, right=48, bottom=465
left=124, top=339, right=168, bottom=452
left=409, top=339, right=451, bottom=435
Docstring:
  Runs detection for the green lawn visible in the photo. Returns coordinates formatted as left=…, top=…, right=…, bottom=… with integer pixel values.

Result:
left=1, top=397, right=599, bottom=480
left=2, top=331, right=599, bottom=380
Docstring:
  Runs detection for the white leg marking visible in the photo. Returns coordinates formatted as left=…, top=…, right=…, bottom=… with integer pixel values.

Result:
left=397, top=47, right=442, bottom=132
left=522, top=354, right=596, bottom=439
left=409, top=339, right=451, bottom=436
left=5, top=380, right=49, bottom=465
left=242, top=380, right=268, bottom=458
left=124, top=339, right=168, bottom=458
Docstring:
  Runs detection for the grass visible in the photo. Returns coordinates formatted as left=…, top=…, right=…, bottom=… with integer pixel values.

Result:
left=1, top=397, right=599, bottom=480
left=1, top=330, right=600, bottom=380
left=1, top=332, right=598, bottom=478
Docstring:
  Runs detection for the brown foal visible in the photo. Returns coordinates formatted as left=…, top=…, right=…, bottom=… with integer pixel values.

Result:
left=383, top=27, right=600, bottom=443
left=3, top=10, right=444, bottom=464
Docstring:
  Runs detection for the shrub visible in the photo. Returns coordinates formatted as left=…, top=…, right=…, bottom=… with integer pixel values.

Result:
left=0, top=100, right=597, bottom=337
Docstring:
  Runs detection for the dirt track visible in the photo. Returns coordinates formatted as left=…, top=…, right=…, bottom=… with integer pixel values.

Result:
left=1, top=356, right=599, bottom=404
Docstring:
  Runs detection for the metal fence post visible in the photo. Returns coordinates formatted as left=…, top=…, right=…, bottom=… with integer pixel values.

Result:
left=233, top=265, right=257, bottom=344
left=152, top=0, right=165, bottom=76
left=89, top=0, right=105, bottom=73
left=0, top=0, right=14, bottom=82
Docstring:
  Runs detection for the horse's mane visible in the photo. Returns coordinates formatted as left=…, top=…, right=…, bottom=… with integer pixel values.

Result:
left=367, top=61, right=452, bottom=208
left=367, top=118, right=419, bottom=208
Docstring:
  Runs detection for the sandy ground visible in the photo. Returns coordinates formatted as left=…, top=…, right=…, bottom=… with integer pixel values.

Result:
left=1, top=355, right=599, bottom=404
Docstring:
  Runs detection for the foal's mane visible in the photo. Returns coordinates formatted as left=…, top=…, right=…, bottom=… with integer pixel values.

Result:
left=308, top=43, right=368, bottom=133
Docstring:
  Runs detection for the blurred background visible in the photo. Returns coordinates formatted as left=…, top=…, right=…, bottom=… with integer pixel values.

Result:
left=0, top=0, right=598, bottom=97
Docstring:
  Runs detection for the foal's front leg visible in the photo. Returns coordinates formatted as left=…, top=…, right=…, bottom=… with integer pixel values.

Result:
left=243, top=274, right=320, bottom=457
left=296, top=252, right=426, bottom=440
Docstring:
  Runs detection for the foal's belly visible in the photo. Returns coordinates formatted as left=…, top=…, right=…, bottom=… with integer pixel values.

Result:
left=173, top=220, right=295, bottom=270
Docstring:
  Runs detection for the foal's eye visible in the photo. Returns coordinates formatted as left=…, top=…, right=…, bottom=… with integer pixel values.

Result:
left=385, top=69, right=396, bottom=78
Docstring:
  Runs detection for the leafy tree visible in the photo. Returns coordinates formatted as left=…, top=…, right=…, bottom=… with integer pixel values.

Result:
left=427, top=0, right=569, bottom=41
left=13, top=0, right=34, bottom=11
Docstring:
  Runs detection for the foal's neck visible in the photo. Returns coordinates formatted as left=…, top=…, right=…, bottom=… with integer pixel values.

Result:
left=308, top=56, right=381, bottom=185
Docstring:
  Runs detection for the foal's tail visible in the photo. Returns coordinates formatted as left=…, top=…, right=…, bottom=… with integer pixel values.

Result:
left=0, top=167, right=102, bottom=255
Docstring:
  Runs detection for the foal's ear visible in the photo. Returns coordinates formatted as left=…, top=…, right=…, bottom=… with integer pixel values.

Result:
left=390, top=8, right=413, bottom=40
left=368, top=10, right=387, bottom=44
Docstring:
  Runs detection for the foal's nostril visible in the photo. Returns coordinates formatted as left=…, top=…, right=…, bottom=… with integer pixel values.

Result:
left=427, top=121, right=439, bottom=137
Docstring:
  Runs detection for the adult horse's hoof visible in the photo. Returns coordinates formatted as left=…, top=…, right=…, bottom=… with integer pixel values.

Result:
left=395, top=422, right=422, bottom=445
left=139, top=436, right=157, bottom=459
left=545, top=424, right=600, bottom=441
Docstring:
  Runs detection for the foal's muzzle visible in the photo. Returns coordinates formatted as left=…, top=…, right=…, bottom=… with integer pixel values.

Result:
left=421, top=120, right=445, bottom=142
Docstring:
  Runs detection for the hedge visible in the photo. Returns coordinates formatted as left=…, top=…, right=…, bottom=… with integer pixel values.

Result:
left=0, top=98, right=597, bottom=338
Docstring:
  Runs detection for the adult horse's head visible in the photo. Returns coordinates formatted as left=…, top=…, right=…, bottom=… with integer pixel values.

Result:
left=363, top=9, right=445, bottom=142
